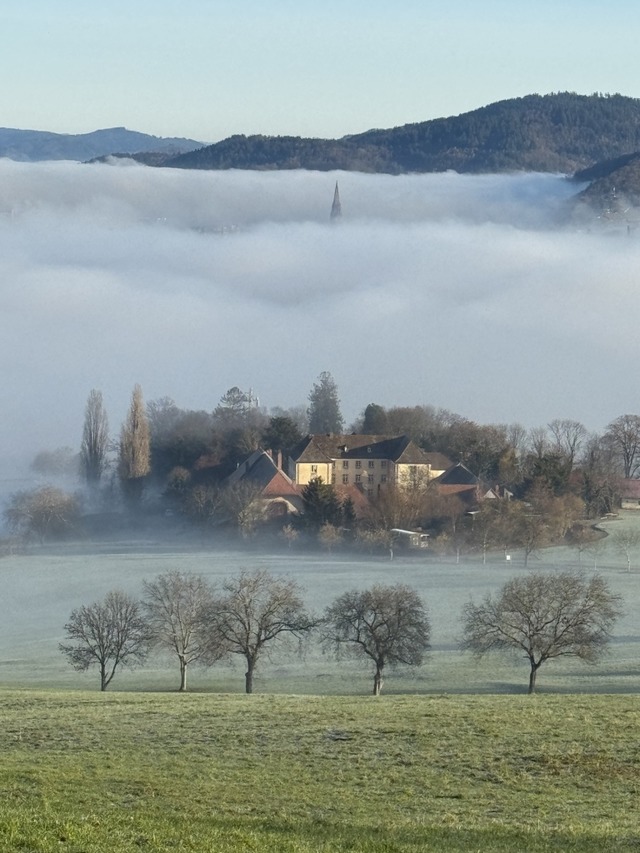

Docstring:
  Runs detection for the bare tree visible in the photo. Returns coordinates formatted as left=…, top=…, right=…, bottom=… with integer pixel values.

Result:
left=31, top=446, right=79, bottom=478
left=118, top=384, right=151, bottom=504
left=318, top=522, right=343, bottom=552
left=142, top=571, right=219, bottom=691
left=548, top=418, right=587, bottom=470
left=4, top=486, right=79, bottom=543
left=324, top=584, right=430, bottom=695
left=613, top=527, right=640, bottom=572
left=80, top=389, right=109, bottom=486
left=217, top=481, right=265, bottom=537
left=528, top=426, right=550, bottom=459
left=605, top=414, right=640, bottom=479
left=207, top=569, right=314, bottom=694
left=460, top=571, right=622, bottom=693
left=59, top=590, right=150, bottom=690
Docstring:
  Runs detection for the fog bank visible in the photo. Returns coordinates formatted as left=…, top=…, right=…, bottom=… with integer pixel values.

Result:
left=0, top=159, right=635, bottom=486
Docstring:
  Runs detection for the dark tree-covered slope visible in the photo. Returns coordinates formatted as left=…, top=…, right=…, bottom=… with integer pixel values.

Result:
left=165, top=93, right=640, bottom=175
left=572, top=152, right=640, bottom=219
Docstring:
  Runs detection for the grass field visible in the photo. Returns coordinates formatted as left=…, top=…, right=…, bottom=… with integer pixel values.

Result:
left=1, top=690, right=639, bottom=852
left=1, top=513, right=640, bottom=694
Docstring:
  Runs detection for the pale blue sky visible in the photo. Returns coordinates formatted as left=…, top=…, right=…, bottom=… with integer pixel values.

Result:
left=3, top=1, right=640, bottom=140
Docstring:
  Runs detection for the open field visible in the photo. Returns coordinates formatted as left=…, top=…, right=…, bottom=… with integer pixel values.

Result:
left=1, top=514, right=640, bottom=694
left=1, top=690, right=640, bottom=852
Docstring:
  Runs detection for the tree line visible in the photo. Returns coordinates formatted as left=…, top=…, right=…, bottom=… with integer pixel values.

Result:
left=6, top=372, right=640, bottom=558
left=164, top=93, right=640, bottom=175
left=59, top=568, right=621, bottom=696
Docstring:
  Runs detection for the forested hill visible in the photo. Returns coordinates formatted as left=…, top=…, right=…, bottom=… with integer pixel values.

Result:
left=165, top=93, right=640, bottom=175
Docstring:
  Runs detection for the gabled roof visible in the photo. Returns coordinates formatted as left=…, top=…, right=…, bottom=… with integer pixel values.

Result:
left=334, top=484, right=370, bottom=516
left=423, top=451, right=453, bottom=471
left=289, top=434, right=388, bottom=463
left=435, top=462, right=479, bottom=486
left=225, top=450, right=301, bottom=498
left=289, top=434, right=439, bottom=465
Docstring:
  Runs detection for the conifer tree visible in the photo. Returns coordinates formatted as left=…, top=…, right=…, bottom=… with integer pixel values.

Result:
left=307, top=371, right=344, bottom=434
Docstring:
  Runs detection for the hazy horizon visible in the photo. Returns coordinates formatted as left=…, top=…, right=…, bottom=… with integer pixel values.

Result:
left=1, top=158, right=637, bottom=492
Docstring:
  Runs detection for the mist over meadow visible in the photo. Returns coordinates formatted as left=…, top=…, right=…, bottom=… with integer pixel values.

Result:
left=0, top=158, right=636, bottom=487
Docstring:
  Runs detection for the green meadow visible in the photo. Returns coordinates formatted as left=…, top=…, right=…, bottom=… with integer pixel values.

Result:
left=1, top=690, right=639, bottom=852
left=2, top=515, right=640, bottom=850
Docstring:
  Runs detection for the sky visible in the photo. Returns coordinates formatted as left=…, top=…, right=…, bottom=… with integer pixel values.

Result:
left=1, top=159, right=638, bottom=488
left=4, top=1, right=640, bottom=141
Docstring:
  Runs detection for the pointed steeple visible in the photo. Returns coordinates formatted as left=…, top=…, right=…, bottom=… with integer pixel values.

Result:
left=330, top=181, right=342, bottom=221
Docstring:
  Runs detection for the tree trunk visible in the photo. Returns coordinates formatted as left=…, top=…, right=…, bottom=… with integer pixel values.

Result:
left=179, top=658, right=187, bottom=692
left=245, top=660, right=254, bottom=694
left=528, top=661, right=539, bottom=694
left=100, top=663, right=108, bottom=692
left=373, top=663, right=383, bottom=696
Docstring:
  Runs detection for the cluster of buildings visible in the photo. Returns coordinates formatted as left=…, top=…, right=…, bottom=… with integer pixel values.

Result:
left=225, top=432, right=508, bottom=525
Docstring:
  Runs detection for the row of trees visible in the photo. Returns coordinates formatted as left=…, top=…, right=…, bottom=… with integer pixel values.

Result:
left=59, top=568, right=621, bottom=696
left=60, top=570, right=428, bottom=696
left=64, top=375, right=640, bottom=513
left=15, top=368, right=640, bottom=553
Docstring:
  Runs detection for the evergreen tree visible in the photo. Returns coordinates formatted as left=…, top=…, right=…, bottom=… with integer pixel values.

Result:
left=307, top=371, right=344, bottom=434
left=301, top=478, right=342, bottom=530
left=362, top=403, right=388, bottom=434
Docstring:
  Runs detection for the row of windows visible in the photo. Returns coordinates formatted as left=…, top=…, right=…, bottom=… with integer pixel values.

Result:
left=314, top=461, right=389, bottom=473
left=342, top=460, right=387, bottom=469
left=341, top=474, right=387, bottom=484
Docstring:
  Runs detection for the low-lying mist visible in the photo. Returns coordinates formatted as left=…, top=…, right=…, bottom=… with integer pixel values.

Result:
left=0, top=158, right=635, bottom=488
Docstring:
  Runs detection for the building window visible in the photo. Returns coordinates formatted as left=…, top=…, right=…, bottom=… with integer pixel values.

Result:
left=311, top=465, right=318, bottom=474
left=381, top=460, right=387, bottom=468
left=367, top=489, right=373, bottom=497
left=355, top=474, right=361, bottom=483
left=331, top=473, right=336, bottom=484
left=381, top=474, right=387, bottom=483
left=342, top=474, right=349, bottom=484
left=368, top=460, right=375, bottom=468
left=343, top=461, right=349, bottom=469
left=355, top=461, right=362, bottom=469
left=367, top=474, right=374, bottom=484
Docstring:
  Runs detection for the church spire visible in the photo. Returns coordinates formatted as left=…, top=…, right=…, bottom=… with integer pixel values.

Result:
left=330, top=181, right=342, bottom=221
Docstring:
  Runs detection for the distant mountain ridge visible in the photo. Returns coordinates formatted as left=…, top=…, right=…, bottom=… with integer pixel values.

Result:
left=7, top=94, right=640, bottom=182
left=163, top=93, right=640, bottom=175
left=0, top=127, right=205, bottom=162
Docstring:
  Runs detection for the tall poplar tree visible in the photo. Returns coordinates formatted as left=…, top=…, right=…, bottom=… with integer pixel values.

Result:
left=307, top=371, right=344, bottom=434
left=118, top=384, right=151, bottom=505
left=80, top=389, right=109, bottom=486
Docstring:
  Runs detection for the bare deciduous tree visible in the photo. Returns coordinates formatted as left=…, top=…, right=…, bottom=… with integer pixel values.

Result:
left=59, top=590, right=150, bottom=691
left=4, top=486, right=79, bottom=543
left=324, top=584, right=430, bottom=695
left=318, top=522, right=343, bottom=552
left=613, top=527, right=640, bottom=572
left=547, top=418, right=587, bottom=474
left=80, top=389, right=109, bottom=486
left=605, top=414, right=640, bottom=479
left=207, top=569, right=313, bottom=694
left=460, top=571, right=622, bottom=693
left=143, top=571, right=218, bottom=691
